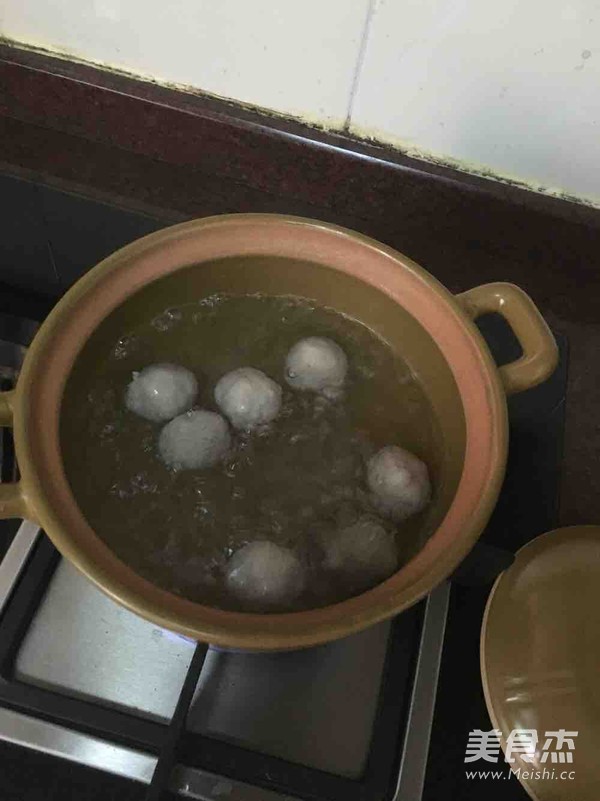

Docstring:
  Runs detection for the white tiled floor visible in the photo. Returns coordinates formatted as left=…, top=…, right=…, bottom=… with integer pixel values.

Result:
left=0, top=0, right=371, bottom=126
left=349, top=0, right=600, bottom=203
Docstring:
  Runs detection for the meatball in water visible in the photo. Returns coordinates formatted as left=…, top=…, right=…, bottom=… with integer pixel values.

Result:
left=125, top=363, right=197, bottom=422
left=323, top=517, right=398, bottom=594
left=367, top=445, right=431, bottom=522
left=226, top=541, right=306, bottom=611
left=215, top=367, right=282, bottom=431
left=158, top=410, right=230, bottom=470
left=285, top=337, right=348, bottom=398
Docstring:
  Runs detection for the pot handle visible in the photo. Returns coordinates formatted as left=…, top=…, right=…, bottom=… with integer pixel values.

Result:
left=456, top=282, right=558, bottom=395
left=0, top=390, right=31, bottom=519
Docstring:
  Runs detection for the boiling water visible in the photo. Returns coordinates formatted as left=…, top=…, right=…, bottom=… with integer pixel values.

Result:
left=64, top=294, right=441, bottom=611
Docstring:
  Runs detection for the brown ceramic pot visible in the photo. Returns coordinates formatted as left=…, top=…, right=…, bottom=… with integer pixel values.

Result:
left=0, top=215, right=558, bottom=650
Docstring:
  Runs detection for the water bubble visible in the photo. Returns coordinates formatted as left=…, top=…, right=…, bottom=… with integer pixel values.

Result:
left=113, top=334, right=139, bottom=360
left=195, top=504, right=213, bottom=521
left=142, top=439, right=154, bottom=454
left=101, top=423, right=117, bottom=439
left=224, top=458, right=239, bottom=478
left=197, top=294, right=222, bottom=308
left=151, top=308, right=182, bottom=332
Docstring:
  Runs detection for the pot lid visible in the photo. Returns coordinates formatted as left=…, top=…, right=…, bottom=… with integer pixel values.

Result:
left=481, top=525, right=600, bottom=800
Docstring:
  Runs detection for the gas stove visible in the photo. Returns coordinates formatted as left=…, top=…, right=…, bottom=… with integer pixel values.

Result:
left=0, top=311, right=567, bottom=801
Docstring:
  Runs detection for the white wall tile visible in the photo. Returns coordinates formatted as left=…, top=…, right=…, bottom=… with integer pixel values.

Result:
left=350, top=0, right=600, bottom=203
left=0, top=0, right=371, bottom=125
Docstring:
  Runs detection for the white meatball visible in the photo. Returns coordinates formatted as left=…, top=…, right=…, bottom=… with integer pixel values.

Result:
left=226, top=541, right=305, bottom=610
left=285, top=337, right=348, bottom=397
left=125, top=363, right=198, bottom=422
left=158, top=410, right=230, bottom=470
left=324, top=518, right=398, bottom=592
left=215, top=367, right=282, bottom=430
left=367, top=445, right=431, bottom=522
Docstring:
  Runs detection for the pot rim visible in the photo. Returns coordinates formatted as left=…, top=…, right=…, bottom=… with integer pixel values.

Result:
left=14, top=214, right=506, bottom=650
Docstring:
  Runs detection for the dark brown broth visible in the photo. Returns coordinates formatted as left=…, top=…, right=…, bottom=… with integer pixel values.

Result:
left=64, top=294, right=440, bottom=610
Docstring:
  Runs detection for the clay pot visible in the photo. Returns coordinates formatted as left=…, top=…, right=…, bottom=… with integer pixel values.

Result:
left=0, top=215, right=557, bottom=649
